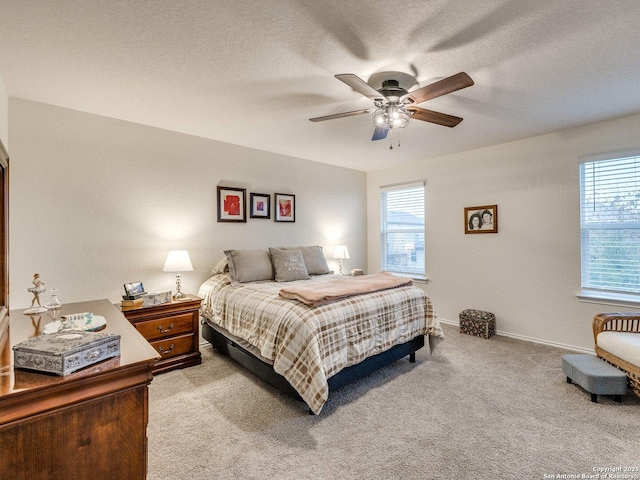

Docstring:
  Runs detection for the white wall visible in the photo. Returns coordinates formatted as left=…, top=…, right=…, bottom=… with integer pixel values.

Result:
left=9, top=98, right=366, bottom=308
left=368, top=113, right=640, bottom=351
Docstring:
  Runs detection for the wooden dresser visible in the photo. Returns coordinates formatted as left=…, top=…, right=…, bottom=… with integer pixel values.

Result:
left=120, top=294, right=202, bottom=374
left=0, top=299, right=160, bottom=480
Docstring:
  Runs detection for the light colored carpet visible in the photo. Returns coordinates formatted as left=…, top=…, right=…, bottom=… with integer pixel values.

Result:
left=148, top=324, right=640, bottom=479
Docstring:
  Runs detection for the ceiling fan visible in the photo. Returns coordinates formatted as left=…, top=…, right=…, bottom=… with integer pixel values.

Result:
left=309, top=72, right=474, bottom=141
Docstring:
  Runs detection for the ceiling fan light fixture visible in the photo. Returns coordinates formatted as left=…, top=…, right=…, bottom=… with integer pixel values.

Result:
left=373, top=105, right=410, bottom=129
left=373, top=108, right=387, bottom=125
left=393, top=114, right=409, bottom=128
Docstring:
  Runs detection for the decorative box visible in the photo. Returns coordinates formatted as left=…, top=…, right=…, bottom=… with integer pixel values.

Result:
left=142, top=291, right=172, bottom=307
left=459, top=309, right=496, bottom=339
left=13, top=331, right=121, bottom=375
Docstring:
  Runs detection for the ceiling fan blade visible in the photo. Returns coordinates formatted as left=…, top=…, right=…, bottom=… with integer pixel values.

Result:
left=401, top=72, right=474, bottom=105
left=335, top=74, right=386, bottom=102
left=372, top=126, right=389, bottom=141
left=408, top=107, right=464, bottom=128
left=309, top=108, right=374, bottom=122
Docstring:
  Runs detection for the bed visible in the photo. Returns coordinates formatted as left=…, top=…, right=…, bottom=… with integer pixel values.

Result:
left=198, top=246, right=443, bottom=414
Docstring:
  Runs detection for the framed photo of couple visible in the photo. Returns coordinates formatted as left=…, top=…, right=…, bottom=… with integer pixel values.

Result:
left=464, top=205, right=498, bottom=234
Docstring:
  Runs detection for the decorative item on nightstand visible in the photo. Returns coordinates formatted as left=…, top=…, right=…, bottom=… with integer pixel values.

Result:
left=141, top=291, right=172, bottom=307
left=333, top=245, right=350, bottom=275
left=162, top=250, right=193, bottom=299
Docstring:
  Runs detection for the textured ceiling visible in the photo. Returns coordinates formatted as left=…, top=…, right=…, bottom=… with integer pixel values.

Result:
left=1, top=1, right=640, bottom=172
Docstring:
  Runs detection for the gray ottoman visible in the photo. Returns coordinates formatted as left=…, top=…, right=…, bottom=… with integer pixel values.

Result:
left=562, top=354, right=627, bottom=403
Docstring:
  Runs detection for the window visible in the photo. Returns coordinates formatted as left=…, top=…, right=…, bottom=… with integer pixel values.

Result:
left=580, top=153, right=640, bottom=302
left=380, top=182, right=425, bottom=279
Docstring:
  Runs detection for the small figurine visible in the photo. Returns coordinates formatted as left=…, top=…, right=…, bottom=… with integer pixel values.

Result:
left=24, top=273, right=48, bottom=315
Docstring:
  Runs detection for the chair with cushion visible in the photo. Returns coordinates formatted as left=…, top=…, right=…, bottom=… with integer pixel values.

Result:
left=592, top=312, right=640, bottom=398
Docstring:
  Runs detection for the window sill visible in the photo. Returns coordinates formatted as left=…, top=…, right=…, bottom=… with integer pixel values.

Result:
left=576, top=291, right=640, bottom=309
left=388, top=273, right=428, bottom=284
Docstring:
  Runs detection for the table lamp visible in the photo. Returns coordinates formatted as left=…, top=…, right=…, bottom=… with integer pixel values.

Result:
left=162, top=250, right=193, bottom=299
left=333, top=245, right=350, bottom=275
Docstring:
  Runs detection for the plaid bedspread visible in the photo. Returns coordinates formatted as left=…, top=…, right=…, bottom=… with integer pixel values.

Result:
left=198, top=273, right=443, bottom=414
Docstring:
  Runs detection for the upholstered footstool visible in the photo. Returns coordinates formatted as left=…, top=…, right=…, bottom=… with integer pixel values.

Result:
left=459, top=309, right=495, bottom=339
left=562, top=354, right=628, bottom=403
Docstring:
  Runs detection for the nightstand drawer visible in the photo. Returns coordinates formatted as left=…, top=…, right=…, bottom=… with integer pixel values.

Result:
left=150, top=334, right=194, bottom=359
left=135, top=313, right=194, bottom=341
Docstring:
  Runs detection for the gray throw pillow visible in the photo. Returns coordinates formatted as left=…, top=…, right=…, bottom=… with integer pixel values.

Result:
left=224, top=249, right=274, bottom=282
left=284, top=245, right=330, bottom=275
left=269, top=248, right=310, bottom=282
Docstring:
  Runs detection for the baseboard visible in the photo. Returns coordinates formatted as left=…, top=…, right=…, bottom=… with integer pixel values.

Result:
left=437, top=317, right=593, bottom=354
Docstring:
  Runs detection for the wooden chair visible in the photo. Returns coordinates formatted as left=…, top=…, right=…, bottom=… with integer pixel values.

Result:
left=593, top=312, right=640, bottom=398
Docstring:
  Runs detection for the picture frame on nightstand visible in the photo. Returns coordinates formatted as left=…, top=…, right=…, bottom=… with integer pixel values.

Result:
left=123, top=281, right=145, bottom=298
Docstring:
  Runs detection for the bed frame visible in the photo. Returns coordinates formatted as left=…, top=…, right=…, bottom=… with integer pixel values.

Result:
left=202, top=320, right=425, bottom=413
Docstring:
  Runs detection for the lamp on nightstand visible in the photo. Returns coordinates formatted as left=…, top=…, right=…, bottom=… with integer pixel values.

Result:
left=333, top=245, right=350, bottom=275
left=162, top=250, right=193, bottom=299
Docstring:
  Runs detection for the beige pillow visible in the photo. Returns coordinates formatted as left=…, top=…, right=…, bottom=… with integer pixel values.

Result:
left=269, top=248, right=310, bottom=282
left=284, top=245, right=330, bottom=275
left=210, top=256, right=229, bottom=275
left=224, top=249, right=274, bottom=283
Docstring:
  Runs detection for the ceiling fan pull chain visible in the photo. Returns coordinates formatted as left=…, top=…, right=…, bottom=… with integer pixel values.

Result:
left=388, top=129, right=401, bottom=150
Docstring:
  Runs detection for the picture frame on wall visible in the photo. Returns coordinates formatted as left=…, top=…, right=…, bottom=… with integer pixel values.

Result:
left=464, top=205, right=498, bottom=234
left=217, top=186, right=247, bottom=222
left=250, top=193, right=271, bottom=219
left=275, top=193, right=295, bottom=222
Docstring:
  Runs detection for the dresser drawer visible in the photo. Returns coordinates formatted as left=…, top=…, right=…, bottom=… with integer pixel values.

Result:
left=135, top=313, right=194, bottom=341
left=150, top=334, right=194, bottom=360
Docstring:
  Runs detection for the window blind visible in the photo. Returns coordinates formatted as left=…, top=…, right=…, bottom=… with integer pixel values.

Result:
left=580, top=155, right=640, bottom=297
left=380, top=183, right=425, bottom=278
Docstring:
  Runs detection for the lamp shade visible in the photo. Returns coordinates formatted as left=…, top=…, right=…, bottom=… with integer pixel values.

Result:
left=333, top=245, right=350, bottom=260
left=162, top=250, right=193, bottom=272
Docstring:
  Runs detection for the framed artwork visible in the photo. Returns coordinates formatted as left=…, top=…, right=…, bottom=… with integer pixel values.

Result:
left=217, top=186, right=246, bottom=222
left=275, top=193, right=295, bottom=222
left=464, top=205, right=498, bottom=234
left=250, top=193, right=271, bottom=219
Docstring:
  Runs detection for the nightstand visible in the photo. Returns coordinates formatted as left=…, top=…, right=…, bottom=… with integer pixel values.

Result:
left=120, top=294, right=202, bottom=374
